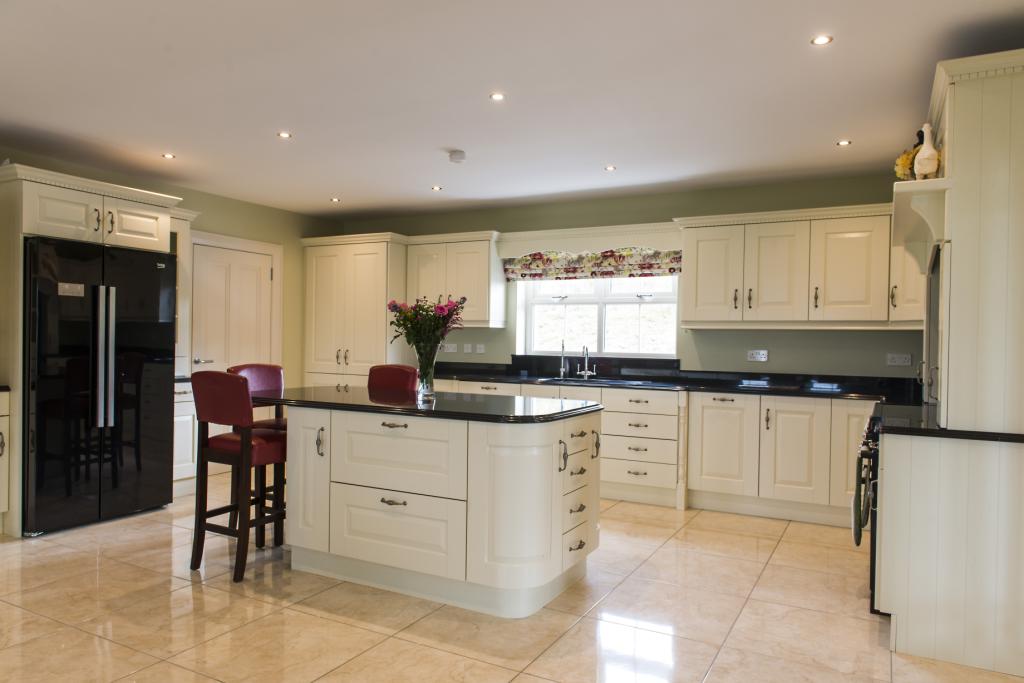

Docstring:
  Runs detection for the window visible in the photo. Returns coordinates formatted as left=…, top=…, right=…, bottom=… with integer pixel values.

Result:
left=521, top=276, right=677, bottom=357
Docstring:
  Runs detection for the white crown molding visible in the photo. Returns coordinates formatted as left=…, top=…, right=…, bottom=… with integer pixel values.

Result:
left=929, top=48, right=1024, bottom=135
left=497, top=222, right=679, bottom=244
left=672, top=203, right=892, bottom=229
left=170, top=207, right=201, bottom=221
left=0, top=163, right=182, bottom=208
left=301, top=231, right=409, bottom=247
left=405, top=230, right=498, bottom=244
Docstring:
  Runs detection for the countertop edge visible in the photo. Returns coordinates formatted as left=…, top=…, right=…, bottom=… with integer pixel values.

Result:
left=880, top=425, right=1024, bottom=444
left=259, top=397, right=604, bottom=424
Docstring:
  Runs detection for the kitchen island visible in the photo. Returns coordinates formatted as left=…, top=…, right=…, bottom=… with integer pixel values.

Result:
left=252, top=386, right=603, bottom=617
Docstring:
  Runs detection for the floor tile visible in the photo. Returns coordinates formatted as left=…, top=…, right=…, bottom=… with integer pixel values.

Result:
left=290, top=581, right=440, bottom=635
left=725, top=599, right=891, bottom=680
left=5, top=557, right=190, bottom=624
left=169, top=608, right=384, bottom=682
left=599, top=518, right=679, bottom=546
left=116, top=660, right=221, bottom=682
left=892, top=653, right=1024, bottom=682
left=593, top=575, right=747, bottom=646
left=0, top=626, right=157, bottom=682
left=770, top=540, right=870, bottom=577
left=202, top=549, right=339, bottom=606
left=0, top=542, right=103, bottom=595
left=706, top=647, right=879, bottom=682
left=512, top=675, right=554, bottom=682
left=783, top=521, right=869, bottom=552
left=751, top=564, right=875, bottom=620
left=586, top=538, right=657, bottom=575
left=673, top=527, right=778, bottom=563
left=54, top=518, right=195, bottom=560
left=599, top=499, right=619, bottom=512
left=117, top=534, right=236, bottom=582
left=633, top=541, right=765, bottom=597
left=600, top=501, right=698, bottom=528
left=80, top=583, right=278, bottom=658
left=685, top=511, right=789, bottom=539
left=0, top=599, right=65, bottom=648
left=546, top=567, right=626, bottom=616
left=525, top=616, right=718, bottom=683
left=320, top=637, right=517, bottom=682
left=398, top=605, right=580, bottom=671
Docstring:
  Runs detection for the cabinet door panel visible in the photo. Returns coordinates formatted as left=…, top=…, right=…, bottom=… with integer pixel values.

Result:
left=445, top=241, right=491, bottom=323
left=809, top=216, right=891, bottom=320
left=0, top=415, right=8, bottom=513
left=889, top=241, right=927, bottom=321
left=173, top=401, right=197, bottom=481
left=286, top=408, right=331, bottom=552
left=342, top=242, right=388, bottom=375
left=743, top=221, right=810, bottom=321
left=687, top=393, right=760, bottom=495
left=407, top=243, right=446, bottom=302
left=682, top=225, right=744, bottom=321
left=829, top=399, right=876, bottom=507
left=22, top=182, right=104, bottom=243
left=759, top=397, right=831, bottom=504
left=305, top=247, right=345, bottom=374
left=104, top=198, right=170, bottom=252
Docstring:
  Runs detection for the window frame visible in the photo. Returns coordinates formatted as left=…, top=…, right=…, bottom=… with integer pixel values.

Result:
left=520, top=276, right=679, bottom=359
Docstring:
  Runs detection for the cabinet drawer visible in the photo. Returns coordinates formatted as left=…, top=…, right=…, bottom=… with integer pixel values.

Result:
left=601, top=458, right=677, bottom=488
left=562, top=449, right=592, bottom=494
left=600, top=388, right=678, bottom=415
left=521, top=383, right=561, bottom=398
left=603, top=412, right=677, bottom=440
left=559, top=385, right=602, bottom=402
left=602, top=434, right=677, bottom=465
left=562, top=486, right=591, bottom=532
left=172, top=383, right=193, bottom=403
left=457, top=381, right=520, bottom=396
left=329, top=483, right=466, bottom=580
left=331, top=412, right=468, bottom=499
left=305, top=373, right=368, bottom=390
left=434, top=378, right=459, bottom=392
left=562, top=522, right=593, bottom=571
left=563, top=416, right=597, bottom=454
left=0, top=392, right=9, bottom=416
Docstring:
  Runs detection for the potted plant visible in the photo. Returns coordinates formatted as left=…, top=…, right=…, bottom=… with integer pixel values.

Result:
left=387, top=296, right=467, bottom=399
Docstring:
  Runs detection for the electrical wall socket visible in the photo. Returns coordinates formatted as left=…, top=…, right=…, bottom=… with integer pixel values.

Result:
left=443, top=343, right=456, bottom=353
left=463, top=343, right=473, bottom=353
left=747, top=349, right=769, bottom=362
left=475, top=344, right=486, bottom=354
left=887, top=352, right=912, bottom=367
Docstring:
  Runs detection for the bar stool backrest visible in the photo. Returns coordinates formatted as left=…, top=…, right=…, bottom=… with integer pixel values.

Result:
left=192, top=371, right=254, bottom=428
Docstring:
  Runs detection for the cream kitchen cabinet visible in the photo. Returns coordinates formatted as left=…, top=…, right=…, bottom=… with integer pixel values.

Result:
left=21, top=181, right=171, bottom=252
left=687, top=393, right=760, bottom=496
left=558, top=385, right=602, bottom=402
left=758, top=396, right=831, bottom=505
left=828, top=398, right=875, bottom=507
left=304, top=373, right=368, bottom=390
left=406, top=233, right=505, bottom=328
left=456, top=380, right=520, bottom=396
left=304, top=239, right=402, bottom=376
left=888, top=240, right=927, bottom=322
left=285, top=408, right=332, bottom=553
left=682, top=225, right=744, bottom=321
left=521, top=383, right=561, bottom=398
left=743, top=221, right=810, bottom=321
left=808, top=215, right=891, bottom=321
left=173, top=397, right=198, bottom=481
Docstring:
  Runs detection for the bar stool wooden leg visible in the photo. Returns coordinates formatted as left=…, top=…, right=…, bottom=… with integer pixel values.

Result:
left=232, top=433, right=253, bottom=582
left=190, top=423, right=210, bottom=571
left=254, top=465, right=267, bottom=549
left=228, top=465, right=239, bottom=530
left=272, top=462, right=285, bottom=547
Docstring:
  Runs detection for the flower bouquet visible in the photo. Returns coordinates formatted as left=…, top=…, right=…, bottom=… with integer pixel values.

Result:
left=387, top=296, right=467, bottom=399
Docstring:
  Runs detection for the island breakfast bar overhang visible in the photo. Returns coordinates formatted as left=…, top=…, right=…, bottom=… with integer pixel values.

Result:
left=252, top=386, right=603, bottom=618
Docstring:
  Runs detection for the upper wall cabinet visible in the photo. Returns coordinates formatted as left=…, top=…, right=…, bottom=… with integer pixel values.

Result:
left=681, top=225, right=744, bottom=322
left=888, top=240, right=927, bottom=321
left=406, top=233, right=505, bottom=328
left=808, top=215, right=891, bottom=321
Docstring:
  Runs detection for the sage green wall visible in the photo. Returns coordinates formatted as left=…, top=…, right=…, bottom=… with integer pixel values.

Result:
left=334, top=171, right=922, bottom=377
left=0, top=144, right=340, bottom=380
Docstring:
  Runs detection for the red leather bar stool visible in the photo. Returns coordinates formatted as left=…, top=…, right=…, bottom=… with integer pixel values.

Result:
left=367, top=364, right=418, bottom=392
left=190, top=371, right=286, bottom=582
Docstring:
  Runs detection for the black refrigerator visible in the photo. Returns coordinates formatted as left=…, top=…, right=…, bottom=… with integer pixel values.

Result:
left=23, top=236, right=176, bottom=534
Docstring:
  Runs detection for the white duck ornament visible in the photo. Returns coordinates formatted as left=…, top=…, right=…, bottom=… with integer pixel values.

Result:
left=914, top=122, right=940, bottom=179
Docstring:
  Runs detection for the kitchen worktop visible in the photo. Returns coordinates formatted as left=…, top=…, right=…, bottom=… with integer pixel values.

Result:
left=251, top=386, right=602, bottom=424
left=874, top=403, right=1024, bottom=443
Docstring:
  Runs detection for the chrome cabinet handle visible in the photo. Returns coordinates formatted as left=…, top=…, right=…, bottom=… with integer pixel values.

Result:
left=193, top=358, right=214, bottom=364
left=94, top=208, right=102, bottom=232
left=733, top=288, right=739, bottom=309
left=481, top=385, right=498, bottom=390
left=890, top=285, right=898, bottom=308
left=336, top=349, right=341, bottom=365
left=627, top=469, right=648, bottom=476
left=569, top=503, right=586, bottom=514
left=813, top=286, right=820, bottom=308
left=344, top=349, right=350, bottom=365
left=335, top=383, right=351, bottom=392
left=107, top=211, right=114, bottom=234
left=591, top=430, right=600, bottom=459
left=712, top=397, right=734, bottom=402
left=315, top=427, right=324, bottom=457
left=570, top=430, right=587, bottom=438
left=570, top=466, right=587, bottom=476
left=173, top=389, right=191, bottom=395
left=628, top=399, right=649, bottom=404
left=0, top=431, right=5, bottom=456
left=381, top=422, right=408, bottom=429
left=569, top=540, right=586, bottom=551
left=765, top=408, right=771, bottom=430
left=558, top=440, right=569, bottom=472
left=747, top=288, right=753, bottom=309
left=380, top=497, right=407, bottom=506
left=627, top=446, right=648, bottom=452
left=627, top=422, right=648, bottom=428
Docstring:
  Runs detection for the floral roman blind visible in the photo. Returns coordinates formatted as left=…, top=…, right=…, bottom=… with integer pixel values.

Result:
left=502, top=247, right=682, bottom=281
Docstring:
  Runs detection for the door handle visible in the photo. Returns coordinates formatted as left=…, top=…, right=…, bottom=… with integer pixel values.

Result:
left=344, top=349, right=350, bottom=365
left=591, top=430, right=600, bottom=459
left=747, top=288, right=753, bottom=309
left=628, top=399, right=649, bottom=404
left=315, top=427, right=325, bottom=456
left=626, top=469, right=648, bottom=476
left=627, top=422, right=648, bottom=428
left=558, top=440, right=569, bottom=472
left=890, top=285, right=898, bottom=308
left=570, top=466, right=587, bottom=476
left=569, top=540, right=586, bottom=552
left=193, top=358, right=215, bottom=364
left=380, top=422, right=408, bottom=429
left=95, top=285, right=107, bottom=428
left=569, top=503, right=586, bottom=514
left=712, top=397, right=734, bottom=402
left=106, top=287, right=116, bottom=427
left=380, top=497, right=408, bottom=506
left=0, top=430, right=6, bottom=456
left=733, top=288, right=739, bottom=309
left=813, top=286, right=820, bottom=309
left=336, top=349, right=341, bottom=365
left=765, top=408, right=771, bottom=430
left=107, top=210, right=114, bottom=234
left=94, top=208, right=102, bottom=232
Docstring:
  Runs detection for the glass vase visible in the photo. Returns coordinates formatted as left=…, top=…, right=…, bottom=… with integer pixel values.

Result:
left=415, top=341, right=441, bottom=401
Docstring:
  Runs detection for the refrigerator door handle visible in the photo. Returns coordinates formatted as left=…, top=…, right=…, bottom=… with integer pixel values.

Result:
left=95, top=285, right=107, bottom=428
left=106, top=286, right=117, bottom=427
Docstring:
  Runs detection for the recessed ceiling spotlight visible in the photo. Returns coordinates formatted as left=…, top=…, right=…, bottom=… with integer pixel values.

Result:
left=489, top=92, right=506, bottom=102
left=330, top=197, right=341, bottom=203
left=161, top=153, right=176, bottom=159
left=605, top=165, right=617, bottom=172
left=277, top=131, right=293, bottom=139
left=431, top=185, right=443, bottom=191
left=811, top=34, right=834, bottom=46
left=836, top=139, right=852, bottom=147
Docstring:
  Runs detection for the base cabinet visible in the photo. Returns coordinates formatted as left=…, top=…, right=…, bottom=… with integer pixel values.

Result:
left=0, top=402, right=9, bottom=513
left=172, top=401, right=198, bottom=481
left=829, top=399, right=875, bottom=507
left=687, top=393, right=760, bottom=496
left=758, top=396, right=831, bottom=504
left=285, top=408, right=331, bottom=553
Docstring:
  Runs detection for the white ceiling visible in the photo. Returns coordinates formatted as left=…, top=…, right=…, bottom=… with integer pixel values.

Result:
left=1, top=1, right=1022, bottom=215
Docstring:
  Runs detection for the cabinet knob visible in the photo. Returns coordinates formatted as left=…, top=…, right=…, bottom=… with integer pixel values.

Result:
left=344, top=349, right=350, bottom=365
left=765, top=408, right=771, bottom=430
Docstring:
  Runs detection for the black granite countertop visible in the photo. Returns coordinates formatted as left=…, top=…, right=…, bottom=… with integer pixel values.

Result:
left=251, top=386, right=602, bottom=424
left=875, top=403, right=1024, bottom=443
left=0, top=385, right=9, bottom=392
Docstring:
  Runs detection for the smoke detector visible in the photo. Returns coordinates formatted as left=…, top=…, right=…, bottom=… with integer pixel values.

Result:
left=448, top=149, right=466, bottom=164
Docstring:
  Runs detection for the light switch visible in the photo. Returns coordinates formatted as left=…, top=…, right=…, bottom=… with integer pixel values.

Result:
left=887, top=353, right=912, bottom=366
left=443, top=343, right=456, bottom=353
left=747, top=349, right=768, bottom=362
left=463, top=343, right=473, bottom=353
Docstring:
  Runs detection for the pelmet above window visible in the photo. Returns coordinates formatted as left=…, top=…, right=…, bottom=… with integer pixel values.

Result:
left=502, top=247, right=682, bottom=281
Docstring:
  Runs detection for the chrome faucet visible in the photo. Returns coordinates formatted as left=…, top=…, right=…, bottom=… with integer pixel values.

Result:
left=576, top=345, right=597, bottom=380
left=559, top=340, right=568, bottom=379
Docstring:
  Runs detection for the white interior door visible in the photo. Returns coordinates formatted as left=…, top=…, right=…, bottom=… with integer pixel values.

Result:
left=682, top=225, right=744, bottom=321
left=743, top=221, right=810, bottom=321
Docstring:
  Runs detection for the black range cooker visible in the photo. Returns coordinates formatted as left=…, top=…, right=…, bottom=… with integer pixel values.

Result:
left=852, top=413, right=887, bottom=616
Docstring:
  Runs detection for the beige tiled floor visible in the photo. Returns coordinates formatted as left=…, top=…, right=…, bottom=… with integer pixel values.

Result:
left=0, top=473, right=1020, bottom=682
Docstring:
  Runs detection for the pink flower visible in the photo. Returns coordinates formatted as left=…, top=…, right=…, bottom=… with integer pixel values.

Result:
left=399, top=302, right=409, bottom=311
left=434, top=305, right=447, bottom=315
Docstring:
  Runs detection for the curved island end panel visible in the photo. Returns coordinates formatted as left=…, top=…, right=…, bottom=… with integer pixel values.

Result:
left=252, top=386, right=603, bottom=618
